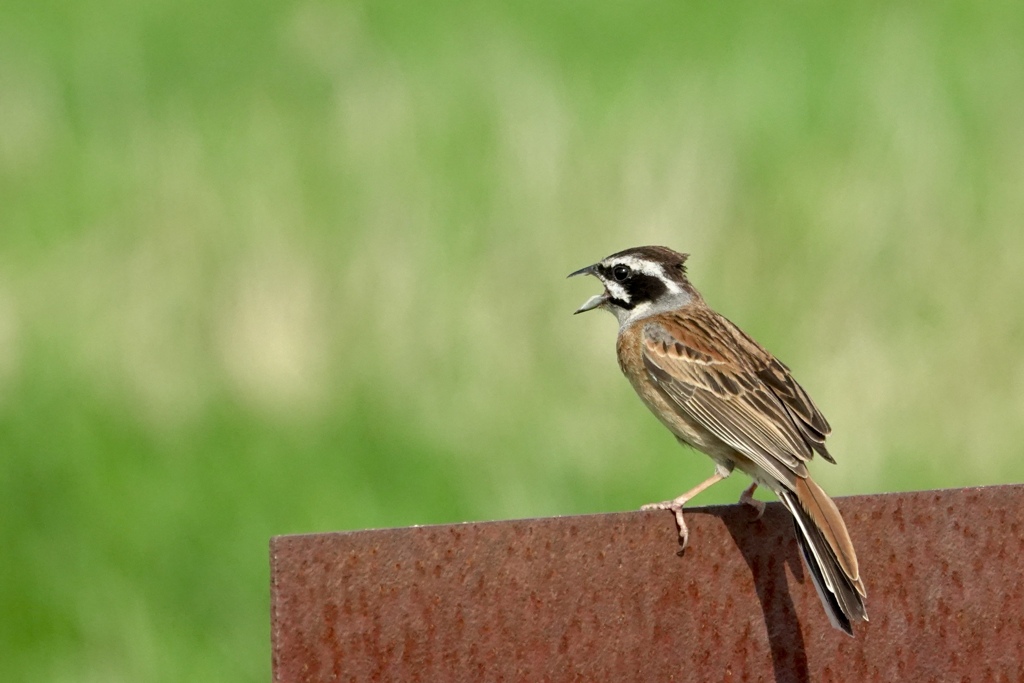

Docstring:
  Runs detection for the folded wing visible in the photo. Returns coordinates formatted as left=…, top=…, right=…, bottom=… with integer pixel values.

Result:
left=640, top=311, right=833, bottom=483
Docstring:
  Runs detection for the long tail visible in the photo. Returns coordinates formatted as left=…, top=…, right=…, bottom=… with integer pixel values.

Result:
left=777, top=476, right=868, bottom=636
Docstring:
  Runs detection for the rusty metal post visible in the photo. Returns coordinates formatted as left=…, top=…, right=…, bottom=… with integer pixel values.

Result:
left=271, top=485, right=1024, bottom=682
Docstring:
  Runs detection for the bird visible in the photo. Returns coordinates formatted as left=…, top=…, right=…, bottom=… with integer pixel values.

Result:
left=569, top=245, right=867, bottom=636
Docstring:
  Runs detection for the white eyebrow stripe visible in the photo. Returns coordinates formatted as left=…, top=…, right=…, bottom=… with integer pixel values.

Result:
left=657, top=264, right=684, bottom=293
left=606, top=255, right=651, bottom=273
left=603, top=256, right=684, bottom=294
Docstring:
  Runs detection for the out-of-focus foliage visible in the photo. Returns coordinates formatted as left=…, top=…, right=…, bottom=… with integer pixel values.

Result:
left=1, top=1, right=1022, bottom=680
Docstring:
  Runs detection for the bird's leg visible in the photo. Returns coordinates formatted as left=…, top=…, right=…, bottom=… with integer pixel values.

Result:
left=642, top=466, right=731, bottom=549
left=738, top=482, right=766, bottom=520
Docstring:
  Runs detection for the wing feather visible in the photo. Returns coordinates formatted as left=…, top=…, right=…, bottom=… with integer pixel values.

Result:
left=641, top=311, right=832, bottom=479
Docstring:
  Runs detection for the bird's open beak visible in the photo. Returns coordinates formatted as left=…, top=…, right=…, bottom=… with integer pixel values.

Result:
left=567, top=263, right=608, bottom=314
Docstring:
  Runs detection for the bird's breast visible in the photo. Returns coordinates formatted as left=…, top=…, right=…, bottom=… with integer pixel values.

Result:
left=615, top=324, right=730, bottom=459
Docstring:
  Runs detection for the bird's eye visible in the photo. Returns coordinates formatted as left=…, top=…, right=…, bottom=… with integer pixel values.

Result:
left=612, top=265, right=631, bottom=282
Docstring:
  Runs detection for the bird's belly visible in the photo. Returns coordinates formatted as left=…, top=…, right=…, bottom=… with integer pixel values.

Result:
left=616, top=324, right=744, bottom=469
left=627, top=366, right=737, bottom=460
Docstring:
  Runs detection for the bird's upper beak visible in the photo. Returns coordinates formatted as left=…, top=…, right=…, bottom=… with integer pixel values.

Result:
left=567, top=263, right=608, bottom=314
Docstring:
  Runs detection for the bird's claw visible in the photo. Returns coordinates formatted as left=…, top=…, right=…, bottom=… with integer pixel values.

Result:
left=642, top=498, right=691, bottom=550
left=738, top=488, right=766, bottom=520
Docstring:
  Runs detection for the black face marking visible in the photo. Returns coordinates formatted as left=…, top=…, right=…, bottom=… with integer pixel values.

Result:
left=609, top=296, right=635, bottom=310
left=596, top=262, right=669, bottom=310
left=627, top=273, right=669, bottom=306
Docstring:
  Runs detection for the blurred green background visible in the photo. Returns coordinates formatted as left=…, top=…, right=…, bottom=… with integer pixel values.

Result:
left=2, top=1, right=1023, bottom=680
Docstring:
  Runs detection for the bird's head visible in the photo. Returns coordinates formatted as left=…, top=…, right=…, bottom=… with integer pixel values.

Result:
left=568, top=245, right=694, bottom=326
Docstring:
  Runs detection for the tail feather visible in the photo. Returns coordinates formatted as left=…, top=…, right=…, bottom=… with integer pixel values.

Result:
left=778, top=477, right=868, bottom=636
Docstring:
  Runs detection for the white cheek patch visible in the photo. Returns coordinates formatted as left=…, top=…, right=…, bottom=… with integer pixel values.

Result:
left=604, top=280, right=629, bottom=303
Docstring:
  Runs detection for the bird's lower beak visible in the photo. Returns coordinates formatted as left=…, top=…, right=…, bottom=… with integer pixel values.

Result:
left=573, top=293, right=608, bottom=314
left=567, top=263, right=606, bottom=314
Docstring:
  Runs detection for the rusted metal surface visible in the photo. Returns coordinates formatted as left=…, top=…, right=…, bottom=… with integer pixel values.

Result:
left=271, top=485, right=1024, bottom=682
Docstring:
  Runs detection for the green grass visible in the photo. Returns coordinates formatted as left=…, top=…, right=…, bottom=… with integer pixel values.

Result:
left=2, top=1, right=1024, bottom=680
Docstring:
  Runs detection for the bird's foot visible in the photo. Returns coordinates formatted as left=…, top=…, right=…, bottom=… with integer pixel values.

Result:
left=642, top=494, right=691, bottom=550
left=738, top=483, right=765, bottom=520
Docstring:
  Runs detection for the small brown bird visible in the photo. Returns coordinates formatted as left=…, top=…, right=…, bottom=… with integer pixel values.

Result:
left=570, top=245, right=867, bottom=635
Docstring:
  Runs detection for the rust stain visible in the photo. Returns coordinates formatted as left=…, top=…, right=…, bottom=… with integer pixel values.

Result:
left=271, top=485, right=1024, bottom=682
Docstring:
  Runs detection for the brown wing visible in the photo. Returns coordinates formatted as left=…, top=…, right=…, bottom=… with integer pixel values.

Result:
left=641, top=308, right=834, bottom=483
left=746, top=332, right=833, bottom=461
